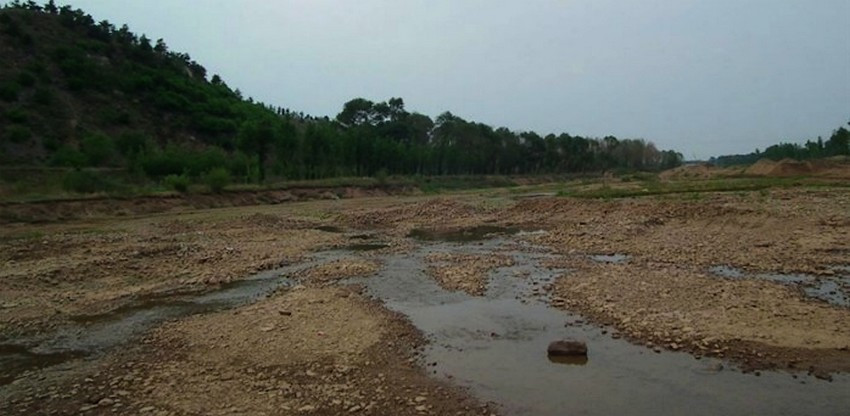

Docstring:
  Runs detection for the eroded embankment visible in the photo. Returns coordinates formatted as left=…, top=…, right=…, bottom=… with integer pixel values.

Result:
left=0, top=185, right=416, bottom=225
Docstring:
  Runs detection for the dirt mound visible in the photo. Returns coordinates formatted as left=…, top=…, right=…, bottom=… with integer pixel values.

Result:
left=659, top=164, right=715, bottom=180
left=810, top=157, right=850, bottom=179
left=745, top=159, right=814, bottom=177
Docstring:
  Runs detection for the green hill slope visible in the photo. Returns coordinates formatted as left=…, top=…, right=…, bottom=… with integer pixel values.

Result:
left=0, top=2, right=279, bottom=168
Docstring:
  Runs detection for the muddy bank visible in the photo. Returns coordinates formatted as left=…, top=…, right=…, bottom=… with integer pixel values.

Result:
left=1, top=284, right=495, bottom=415
left=0, top=207, right=347, bottom=337
left=0, top=184, right=418, bottom=225
left=547, top=257, right=850, bottom=376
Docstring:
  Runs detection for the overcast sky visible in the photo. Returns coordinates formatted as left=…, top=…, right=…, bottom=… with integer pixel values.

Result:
left=61, top=0, right=849, bottom=159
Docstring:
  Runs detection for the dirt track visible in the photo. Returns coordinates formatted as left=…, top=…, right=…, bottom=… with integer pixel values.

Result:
left=1, top=184, right=849, bottom=414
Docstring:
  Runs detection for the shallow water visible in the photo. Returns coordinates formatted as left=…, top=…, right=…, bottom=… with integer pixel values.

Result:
left=354, top=240, right=850, bottom=416
left=0, top=255, right=344, bottom=386
left=589, top=253, right=630, bottom=264
left=3, top=238, right=848, bottom=415
left=709, top=265, right=850, bottom=307
left=408, top=225, right=519, bottom=242
left=345, top=242, right=390, bottom=251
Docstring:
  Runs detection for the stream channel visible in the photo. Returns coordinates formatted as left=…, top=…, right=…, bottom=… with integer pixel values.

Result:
left=1, top=231, right=849, bottom=415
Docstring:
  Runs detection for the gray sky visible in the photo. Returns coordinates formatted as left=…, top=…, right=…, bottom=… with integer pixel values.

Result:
left=62, top=0, right=849, bottom=159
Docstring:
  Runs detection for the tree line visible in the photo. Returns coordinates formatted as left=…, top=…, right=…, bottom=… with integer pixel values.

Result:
left=710, top=122, right=850, bottom=167
left=1, top=1, right=683, bottom=193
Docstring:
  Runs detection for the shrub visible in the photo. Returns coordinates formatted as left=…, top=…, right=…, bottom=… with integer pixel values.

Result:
left=204, top=167, right=230, bottom=193
left=164, top=174, right=190, bottom=193
left=17, top=71, right=36, bottom=87
left=5, top=108, right=28, bottom=123
left=33, top=87, right=53, bottom=105
left=80, top=133, right=115, bottom=166
left=375, top=168, right=389, bottom=186
left=4, top=125, right=32, bottom=143
left=186, top=147, right=227, bottom=176
left=50, top=146, right=87, bottom=167
left=50, top=145, right=86, bottom=168
left=115, top=132, right=149, bottom=157
left=99, top=108, right=132, bottom=126
left=0, top=81, right=20, bottom=102
left=62, top=170, right=113, bottom=193
left=42, top=136, right=61, bottom=152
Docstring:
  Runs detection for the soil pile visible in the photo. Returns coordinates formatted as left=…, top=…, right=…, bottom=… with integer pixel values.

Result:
left=659, top=164, right=715, bottom=180
left=745, top=159, right=813, bottom=177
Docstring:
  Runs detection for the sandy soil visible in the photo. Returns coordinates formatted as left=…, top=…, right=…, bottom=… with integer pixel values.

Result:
left=2, top=184, right=850, bottom=414
left=425, top=253, right=514, bottom=296
left=2, top=285, right=494, bottom=415
left=0, top=209, right=346, bottom=336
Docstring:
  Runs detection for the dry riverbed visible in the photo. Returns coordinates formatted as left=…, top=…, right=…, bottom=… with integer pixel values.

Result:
left=1, top=185, right=849, bottom=414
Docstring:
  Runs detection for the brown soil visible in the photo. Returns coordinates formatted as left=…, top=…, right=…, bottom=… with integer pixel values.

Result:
left=745, top=158, right=814, bottom=176
left=0, top=209, right=345, bottom=335
left=298, top=259, right=382, bottom=286
left=658, top=157, right=850, bottom=180
left=0, top=185, right=415, bottom=225
left=1, top=285, right=495, bottom=415
left=546, top=257, right=849, bottom=377
left=425, top=253, right=514, bottom=296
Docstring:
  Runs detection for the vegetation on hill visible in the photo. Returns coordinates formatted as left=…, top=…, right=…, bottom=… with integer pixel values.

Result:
left=710, top=122, right=850, bottom=167
left=0, top=1, right=683, bottom=195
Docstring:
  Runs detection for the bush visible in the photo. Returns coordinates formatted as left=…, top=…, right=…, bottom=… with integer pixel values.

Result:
left=17, top=71, right=36, bottom=87
left=164, top=174, right=190, bottom=193
left=115, top=132, right=149, bottom=157
left=0, top=82, right=20, bottom=102
left=375, top=168, right=389, bottom=186
left=50, top=145, right=87, bottom=168
left=42, top=136, right=61, bottom=152
left=99, top=108, right=132, bottom=126
left=204, top=167, right=230, bottom=193
left=33, top=87, right=53, bottom=105
left=62, top=170, right=113, bottom=193
left=186, top=147, right=227, bottom=176
left=3, top=125, right=32, bottom=143
left=80, top=133, right=115, bottom=166
left=5, top=107, right=28, bottom=123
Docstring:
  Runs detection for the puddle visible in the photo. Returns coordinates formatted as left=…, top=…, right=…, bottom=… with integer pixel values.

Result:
left=589, top=253, right=630, bottom=264
left=710, top=266, right=850, bottom=307
left=0, top=345, right=85, bottom=386
left=345, top=243, right=390, bottom=251
left=350, top=240, right=850, bottom=416
left=0, top=254, right=345, bottom=387
left=709, top=265, right=746, bottom=279
left=315, top=225, right=344, bottom=233
left=408, top=225, right=519, bottom=242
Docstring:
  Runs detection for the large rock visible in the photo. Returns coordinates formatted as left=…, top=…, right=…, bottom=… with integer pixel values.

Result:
left=547, top=340, right=588, bottom=356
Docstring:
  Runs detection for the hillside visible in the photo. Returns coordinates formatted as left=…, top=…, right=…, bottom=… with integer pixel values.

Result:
left=0, top=1, right=684, bottom=197
left=0, top=2, right=282, bottom=167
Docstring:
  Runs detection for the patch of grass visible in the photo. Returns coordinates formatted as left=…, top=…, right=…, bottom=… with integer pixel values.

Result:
left=0, top=230, right=44, bottom=242
left=557, top=177, right=848, bottom=199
